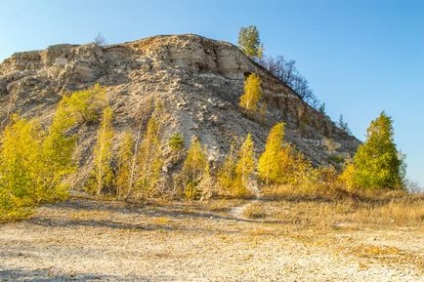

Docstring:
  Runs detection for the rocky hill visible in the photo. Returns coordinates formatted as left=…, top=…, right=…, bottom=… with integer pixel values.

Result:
left=0, top=34, right=360, bottom=185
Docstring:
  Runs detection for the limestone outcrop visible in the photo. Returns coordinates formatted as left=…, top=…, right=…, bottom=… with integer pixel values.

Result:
left=0, top=34, right=360, bottom=182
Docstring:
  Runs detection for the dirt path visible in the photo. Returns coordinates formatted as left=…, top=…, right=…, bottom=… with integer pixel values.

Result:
left=0, top=198, right=423, bottom=281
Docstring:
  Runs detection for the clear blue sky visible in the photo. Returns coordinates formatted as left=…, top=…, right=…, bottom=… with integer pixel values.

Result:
left=1, top=0, right=423, bottom=188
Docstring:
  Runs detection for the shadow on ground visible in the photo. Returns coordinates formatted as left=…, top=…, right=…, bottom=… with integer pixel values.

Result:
left=0, top=267, right=178, bottom=282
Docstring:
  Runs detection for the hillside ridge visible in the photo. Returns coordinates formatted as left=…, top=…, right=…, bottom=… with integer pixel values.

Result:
left=0, top=34, right=360, bottom=187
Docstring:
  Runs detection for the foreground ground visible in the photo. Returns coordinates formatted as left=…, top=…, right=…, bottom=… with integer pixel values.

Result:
left=0, top=195, right=423, bottom=281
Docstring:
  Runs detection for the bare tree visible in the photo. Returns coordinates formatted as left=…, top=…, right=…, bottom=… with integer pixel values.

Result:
left=93, top=33, right=107, bottom=46
left=259, top=55, right=320, bottom=109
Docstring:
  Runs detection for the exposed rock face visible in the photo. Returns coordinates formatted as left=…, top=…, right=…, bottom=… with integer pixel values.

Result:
left=0, top=34, right=360, bottom=180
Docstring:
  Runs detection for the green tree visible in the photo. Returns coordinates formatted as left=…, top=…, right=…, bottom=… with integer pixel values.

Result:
left=258, top=123, right=285, bottom=185
left=180, top=137, right=207, bottom=199
left=168, top=133, right=184, bottom=152
left=235, top=133, right=256, bottom=195
left=59, top=83, right=107, bottom=123
left=91, top=106, right=114, bottom=195
left=342, top=112, right=405, bottom=190
left=238, top=25, right=263, bottom=59
left=338, top=114, right=351, bottom=135
left=239, top=73, right=263, bottom=112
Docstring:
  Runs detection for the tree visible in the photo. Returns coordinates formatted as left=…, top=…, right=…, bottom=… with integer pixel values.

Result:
left=318, top=103, right=326, bottom=114
left=0, top=116, right=42, bottom=203
left=138, top=116, right=163, bottom=195
left=258, top=56, right=320, bottom=109
left=93, top=33, right=107, bottom=46
left=168, top=133, right=184, bottom=162
left=60, top=83, right=107, bottom=124
left=217, top=144, right=237, bottom=193
left=116, top=132, right=135, bottom=198
left=239, top=73, right=263, bottom=112
left=341, top=112, right=405, bottom=190
left=238, top=25, right=263, bottom=59
left=235, top=133, right=256, bottom=195
left=0, top=117, right=39, bottom=221
left=180, top=137, right=207, bottom=199
left=258, top=123, right=285, bottom=185
left=91, top=106, right=114, bottom=195
left=0, top=85, right=107, bottom=221
left=338, top=114, right=351, bottom=135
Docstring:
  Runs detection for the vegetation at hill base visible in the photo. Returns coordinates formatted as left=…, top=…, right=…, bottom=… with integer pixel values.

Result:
left=0, top=80, right=410, bottom=223
left=0, top=84, right=106, bottom=222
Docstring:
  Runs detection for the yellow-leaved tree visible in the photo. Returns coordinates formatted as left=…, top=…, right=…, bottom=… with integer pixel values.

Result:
left=258, top=123, right=285, bottom=185
left=217, top=144, right=237, bottom=194
left=91, top=106, right=114, bottom=195
left=0, top=116, right=43, bottom=221
left=239, top=73, right=263, bottom=112
left=137, top=115, right=163, bottom=196
left=180, top=137, right=207, bottom=199
left=234, top=133, right=256, bottom=196
left=0, top=84, right=110, bottom=222
left=116, top=131, right=135, bottom=199
left=61, top=83, right=107, bottom=123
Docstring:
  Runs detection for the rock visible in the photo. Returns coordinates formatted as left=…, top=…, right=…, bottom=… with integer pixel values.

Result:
left=0, top=34, right=360, bottom=186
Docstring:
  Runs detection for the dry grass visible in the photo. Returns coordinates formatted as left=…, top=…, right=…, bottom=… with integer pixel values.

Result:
left=262, top=184, right=424, bottom=228
left=1, top=194, right=424, bottom=281
left=243, top=202, right=267, bottom=219
left=347, top=244, right=424, bottom=271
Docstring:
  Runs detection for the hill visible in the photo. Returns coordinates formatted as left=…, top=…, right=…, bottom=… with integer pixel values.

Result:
left=0, top=34, right=360, bottom=191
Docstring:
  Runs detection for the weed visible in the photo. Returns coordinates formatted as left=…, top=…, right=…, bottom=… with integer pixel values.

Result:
left=243, top=202, right=266, bottom=219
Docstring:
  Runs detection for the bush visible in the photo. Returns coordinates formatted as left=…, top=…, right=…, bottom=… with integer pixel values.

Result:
left=243, top=202, right=266, bottom=219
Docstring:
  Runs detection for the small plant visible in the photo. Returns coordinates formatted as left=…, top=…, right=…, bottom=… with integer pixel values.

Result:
left=168, top=133, right=184, bottom=152
left=93, top=33, right=107, bottom=46
left=153, top=216, right=171, bottom=226
left=184, top=182, right=198, bottom=200
left=243, top=202, right=266, bottom=219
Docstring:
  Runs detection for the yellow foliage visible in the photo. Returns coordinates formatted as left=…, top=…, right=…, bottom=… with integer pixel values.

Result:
left=58, top=83, right=107, bottom=124
left=339, top=162, right=356, bottom=191
left=217, top=144, right=237, bottom=193
left=138, top=116, right=163, bottom=195
left=258, top=123, right=285, bottom=184
left=235, top=133, right=255, bottom=196
left=116, top=132, right=135, bottom=198
left=239, top=74, right=262, bottom=112
left=181, top=137, right=207, bottom=199
left=90, top=106, right=114, bottom=195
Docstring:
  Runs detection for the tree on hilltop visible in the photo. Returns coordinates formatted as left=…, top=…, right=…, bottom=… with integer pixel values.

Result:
left=238, top=25, right=263, bottom=59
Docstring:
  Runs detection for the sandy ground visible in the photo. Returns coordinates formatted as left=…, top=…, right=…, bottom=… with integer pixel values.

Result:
left=0, top=198, right=423, bottom=281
